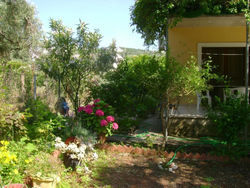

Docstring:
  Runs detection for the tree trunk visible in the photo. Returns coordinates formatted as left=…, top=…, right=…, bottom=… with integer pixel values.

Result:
left=21, top=73, right=25, bottom=92
left=165, top=20, right=169, bottom=59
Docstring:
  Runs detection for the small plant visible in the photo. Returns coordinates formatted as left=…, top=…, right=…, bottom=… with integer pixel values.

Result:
left=0, top=140, right=23, bottom=185
left=78, top=99, right=119, bottom=136
left=55, top=136, right=98, bottom=172
left=145, top=134, right=155, bottom=149
left=25, top=151, right=62, bottom=182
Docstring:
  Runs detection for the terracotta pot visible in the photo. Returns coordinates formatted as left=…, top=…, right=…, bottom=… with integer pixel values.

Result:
left=65, top=136, right=77, bottom=145
left=98, top=133, right=106, bottom=144
left=4, top=184, right=27, bottom=188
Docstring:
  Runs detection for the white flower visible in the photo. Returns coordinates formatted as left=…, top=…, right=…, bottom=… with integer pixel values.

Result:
left=84, top=166, right=91, bottom=173
left=55, top=176, right=61, bottom=183
left=77, top=153, right=85, bottom=160
left=67, top=143, right=78, bottom=152
left=79, top=144, right=87, bottom=153
left=70, top=154, right=77, bottom=159
left=55, top=137, right=62, bottom=142
left=92, top=152, right=98, bottom=160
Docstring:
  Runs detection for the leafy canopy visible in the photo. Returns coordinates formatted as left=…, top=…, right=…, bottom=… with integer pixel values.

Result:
left=0, top=0, right=42, bottom=61
left=130, top=0, right=248, bottom=46
left=40, top=19, right=102, bottom=114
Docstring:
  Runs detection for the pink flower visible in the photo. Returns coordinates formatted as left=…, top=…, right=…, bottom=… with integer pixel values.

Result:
left=85, top=104, right=93, bottom=109
left=83, top=104, right=93, bottom=114
left=77, top=106, right=85, bottom=112
left=95, top=109, right=104, bottom=116
left=112, top=122, right=119, bottom=130
left=106, top=116, right=115, bottom=122
left=84, top=107, right=93, bottom=114
left=94, top=99, right=101, bottom=103
left=100, top=119, right=108, bottom=126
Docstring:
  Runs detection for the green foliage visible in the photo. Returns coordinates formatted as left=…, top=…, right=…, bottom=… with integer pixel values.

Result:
left=0, top=93, right=27, bottom=141
left=116, top=117, right=140, bottom=134
left=0, top=60, right=33, bottom=103
left=0, top=138, right=38, bottom=185
left=25, top=151, right=63, bottom=181
left=92, top=55, right=213, bottom=117
left=91, top=54, right=215, bottom=136
left=96, top=40, right=117, bottom=74
left=91, top=55, right=164, bottom=118
left=207, top=94, right=250, bottom=158
left=120, top=47, right=154, bottom=57
left=24, top=97, right=65, bottom=143
left=0, top=0, right=42, bottom=61
left=40, top=19, right=102, bottom=114
left=130, top=0, right=248, bottom=46
left=0, top=140, right=22, bottom=185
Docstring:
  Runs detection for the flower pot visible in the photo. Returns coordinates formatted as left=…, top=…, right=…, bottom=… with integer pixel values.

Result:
left=63, top=154, right=80, bottom=171
left=98, top=133, right=106, bottom=144
left=4, top=184, right=27, bottom=188
left=65, top=136, right=77, bottom=145
left=31, top=177, right=57, bottom=188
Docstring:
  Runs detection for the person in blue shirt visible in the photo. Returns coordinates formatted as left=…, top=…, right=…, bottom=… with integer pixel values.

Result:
left=61, top=97, right=69, bottom=116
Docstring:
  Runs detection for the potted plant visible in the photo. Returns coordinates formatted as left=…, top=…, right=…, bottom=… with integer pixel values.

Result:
left=78, top=99, right=119, bottom=143
left=25, top=152, right=62, bottom=188
left=55, top=135, right=98, bottom=171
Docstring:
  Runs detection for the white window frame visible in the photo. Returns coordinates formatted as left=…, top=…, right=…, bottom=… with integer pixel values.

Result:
left=197, top=42, right=245, bottom=65
left=196, top=42, right=245, bottom=112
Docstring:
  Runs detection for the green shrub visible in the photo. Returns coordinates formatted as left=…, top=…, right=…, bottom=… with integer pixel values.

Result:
left=90, top=55, right=163, bottom=118
left=24, top=97, right=65, bottom=143
left=0, top=138, right=38, bottom=185
left=207, top=94, right=250, bottom=158
left=0, top=93, right=27, bottom=141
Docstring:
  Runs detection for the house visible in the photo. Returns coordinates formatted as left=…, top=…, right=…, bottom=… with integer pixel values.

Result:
left=169, top=15, right=249, bottom=114
left=166, top=15, right=249, bottom=137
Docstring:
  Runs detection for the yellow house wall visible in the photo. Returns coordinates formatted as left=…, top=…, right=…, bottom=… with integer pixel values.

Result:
left=169, top=26, right=246, bottom=104
left=169, top=26, right=246, bottom=63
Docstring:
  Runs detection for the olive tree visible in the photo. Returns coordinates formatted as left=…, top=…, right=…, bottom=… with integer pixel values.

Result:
left=40, top=19, right=101, bottom=115
left=0, top=0, right=42, bottom=62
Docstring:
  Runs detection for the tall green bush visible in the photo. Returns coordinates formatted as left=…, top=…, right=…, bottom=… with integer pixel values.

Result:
left=24, top=97, right=65, bottom=143
left=90, top=55, right=164, bottom=118
left=0, top=93, right=26, bottom=141
left=207, top=94, right=250, bottom=158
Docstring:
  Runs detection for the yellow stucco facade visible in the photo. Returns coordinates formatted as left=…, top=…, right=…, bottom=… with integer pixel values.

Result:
left=169, top=16, right=246, bottom=64
left=168, top=15, right=247, bottom=104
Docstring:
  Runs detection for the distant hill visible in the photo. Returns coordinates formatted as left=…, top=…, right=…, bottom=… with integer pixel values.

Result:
left=119, top=47, right=156, bottom=57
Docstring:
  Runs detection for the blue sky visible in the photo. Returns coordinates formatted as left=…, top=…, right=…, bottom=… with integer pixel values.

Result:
left=31, top=0, right=148, bottom=49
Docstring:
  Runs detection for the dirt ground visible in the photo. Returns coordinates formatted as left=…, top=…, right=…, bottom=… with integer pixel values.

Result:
left=92, top=151, right=250, bottom=188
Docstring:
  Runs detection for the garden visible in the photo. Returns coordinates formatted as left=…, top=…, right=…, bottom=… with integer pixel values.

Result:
left=0, top=0, right=250, bottom=187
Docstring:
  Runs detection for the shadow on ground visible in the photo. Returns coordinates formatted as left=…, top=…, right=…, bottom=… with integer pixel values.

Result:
left=91, top=151, right=250, bottom=188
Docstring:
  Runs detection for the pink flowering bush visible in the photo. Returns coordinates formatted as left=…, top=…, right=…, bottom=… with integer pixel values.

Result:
left=78, top=99, right=118, bottom=136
